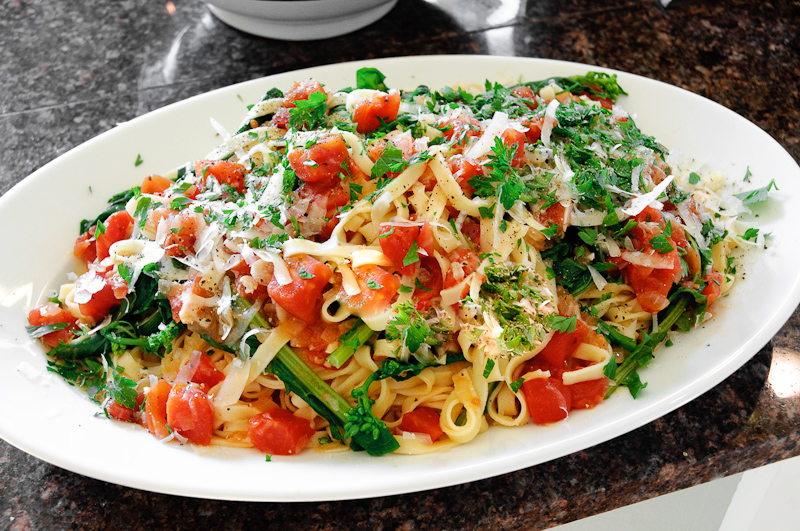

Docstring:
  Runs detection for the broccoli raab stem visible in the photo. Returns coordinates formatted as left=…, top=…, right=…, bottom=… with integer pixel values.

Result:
left=603, top=293, right=692, bottom=399
left=327, top=318, right=374, bottom=368
left=237, top=299, right=399, bottom=456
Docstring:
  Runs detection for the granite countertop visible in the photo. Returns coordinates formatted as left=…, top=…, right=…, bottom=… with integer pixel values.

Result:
left=2, top=0, right=800, bottom=529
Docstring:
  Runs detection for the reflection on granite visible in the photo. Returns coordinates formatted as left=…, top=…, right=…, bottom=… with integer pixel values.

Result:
left=2, top=0, right=800, bottom=529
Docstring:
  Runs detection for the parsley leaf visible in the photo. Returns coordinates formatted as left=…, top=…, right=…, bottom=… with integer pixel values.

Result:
left=289, top=91, right=328, bottom=130
left=734, top=179, right=777, bottom=205
left=550, top=315, right=577, bottom=334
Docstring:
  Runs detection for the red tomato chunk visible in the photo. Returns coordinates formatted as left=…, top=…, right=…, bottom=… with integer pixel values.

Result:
left=248, top=408, right=316, bottom=455
left=400, top=407, right=444, bottom=442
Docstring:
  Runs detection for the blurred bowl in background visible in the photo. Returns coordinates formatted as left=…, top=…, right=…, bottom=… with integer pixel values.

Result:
left=205, top=0, right=399, bottom=41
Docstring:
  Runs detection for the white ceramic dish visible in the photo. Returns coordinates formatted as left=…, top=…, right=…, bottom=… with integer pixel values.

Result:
left=1, top=56, right=798, bottom=502
left=204, top=0, right=398, bottom=41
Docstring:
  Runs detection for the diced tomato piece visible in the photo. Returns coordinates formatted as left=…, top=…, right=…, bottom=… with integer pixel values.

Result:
left=141, top=174, right=172, bottom=195
left=535, top=317, right=589, bottom=370
left=190, top=352, right=225, bottom=391
left=288, top=135, right=349, bottom=184
left=539, top=202, right=567, bottom=236
left=703, top=270, right=724, bottom=306
left=230, top=259, right=270, bottom=301
left=352, top=89, right=401, bottom=134
left=579, top=86, right=613, bottom=109
left=195, top=160, right=247, bottom=194
left=511, top=86, right=539, bottom=110
left=414, top=256, right=443, bottom=302
left=144, top=379, right=172, bottom=440
left=284, top=79, right=326, bottom=106
left=167, top=276, right=212, bottom=323
left=106, top=391, right=144, bottom=423
left=272, top=106, right=292, bottom=128
left=248, top=408, right=315, bottom=455
left=27, top=302, right=78, bottom=348
left=461, top=218, right=481, bottom=245
left=436, top=115, right=483, bottom=147
left=296, top=180, right=350, bottom=212
left=521, top=115, right=545, bottom=143
left=74, top=227, right=97, bottom=264
left=501, top=128, right=526, bottom=168
left=77, top=269, right=127, bottom=323
left=567, top=377, right=609, bottom=410
left=444, top=248, right=481, bottom=289
left=268, top=255, right=333, bottom=325
left=669, top=222, right=701, bottom=277
left=400, top=407, right=444, bottom=442
left=338, top=265, right=400, bottom=316
left=447, top=155, right=482, bottom=197
left=166, top=382, right=214, bottom=445
left=96, top=210, right=134, bottom=261
left=626, top=251, right=681, bottom=313
left=523, top=377, right=572, bottom=424
left=163, top=209, right=201, bottom=258
left=417, top=221, right=435, bottom=257
left=379, top=224, right=421, bottom=275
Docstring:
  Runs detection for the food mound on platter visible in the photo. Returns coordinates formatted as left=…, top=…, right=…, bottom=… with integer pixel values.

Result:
left=27, top=68, right=771, bottom=457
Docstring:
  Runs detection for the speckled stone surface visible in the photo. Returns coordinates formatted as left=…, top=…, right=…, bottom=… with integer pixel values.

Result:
left=2, top=0, right=800, bottom=529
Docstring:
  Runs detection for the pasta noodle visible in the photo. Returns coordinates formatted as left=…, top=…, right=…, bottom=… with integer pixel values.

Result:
left=27, top=69, right=768, bottom=458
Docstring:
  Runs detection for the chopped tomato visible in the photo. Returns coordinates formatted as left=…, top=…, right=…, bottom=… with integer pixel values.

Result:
left=400, top=407, right=444, bottom=442
left=522, top=378, right=572, bottom=424
left=443, top=248, right=481, bottom=289
left=702, top=270, right=724, bottom=306
left=167, top=276, right=212, bottom=323
left=267, top=254, right=333, bottom=325
left=248, top=408, right=316, bottom=455
left=414, top=256, right=443, bottom=304
left=670, top=223, right=701, bottom=278
left=535, top=317, right=589, bottom=370
left=511, top=86, right=538, bottom=110
left=166, top=382, right=214, bottom=445
left=288, top=135, right=349, bottom=184
left=95, top=210, right=134, bottom=261
left=539, top=202, right=567, bottom=236
left=436, top=115, right=482, bottom=147
left=106, top=391, right=144, bottom=423
left=284, top=79, right=326, bottom=105
left=27, top=302, right=78, bottom=348
left=141, top=174, right=172, bottom=195
left=461, top=218, right=481, bottom=245
left=282, top=317, right=350, bottom=352
left=555, top=91, right=581, bottom=104
left=230, top=259, right=269, bottom=301
left=378, top=222, right=435, bottom=276
left=578, top=86, right=613, bottom=109
left=296, top=179, right=350, bottom=211
left=352, top=89, right=401, bottom=134
left=190, top=352, right=225, bottom=391
left=271, top=106, right=292, bottom=128
left=521, top=115, right=545, bottom=143
left=144, top=379, right=172, bottom=440
left=163, top=209, right=200, bottom=258
left=567, top=377, right=609, bottom=410
left=623, top=206, right=682, bottom=313
left=77, top=269, right=127, bottom=323
left=447, top=155, right=481, bottom=197
left=74, top=227, right=97, bottom=264
left=195, top=160, right=247, bottom=194
left=501, top=128, right=526, bottom=167
left=626, top=250, right=681, bottom=313
left=338, top=265, right=400, bottom=316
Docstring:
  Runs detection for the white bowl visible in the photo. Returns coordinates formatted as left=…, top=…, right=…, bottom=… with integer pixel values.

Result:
left=205, top=0, right=399, bottom=41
